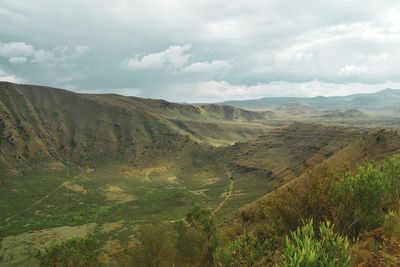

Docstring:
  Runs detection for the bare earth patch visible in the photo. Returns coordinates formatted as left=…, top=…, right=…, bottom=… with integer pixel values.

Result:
left=63, top=181, right=87, bottom=194
left=122, top=165, right=170, bottom=176
left=202, top=177, right=220, bottom=185
left=100, top=221, right=124, bottom=233
left=104, top=185, right=137, bottom=203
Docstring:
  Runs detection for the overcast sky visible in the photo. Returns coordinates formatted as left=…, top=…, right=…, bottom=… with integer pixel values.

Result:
left=1, top=0, right=400, bottom=102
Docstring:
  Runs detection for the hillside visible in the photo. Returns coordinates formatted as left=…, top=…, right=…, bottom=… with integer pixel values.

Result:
left=216, top=123, right=400, bottom=193
left=0, top=82, right=270, bottom=170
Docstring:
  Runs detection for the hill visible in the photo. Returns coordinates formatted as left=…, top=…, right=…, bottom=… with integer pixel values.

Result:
left=0, top=82, right=270, bottom=170
left=222, top=88, right=400, bottom=112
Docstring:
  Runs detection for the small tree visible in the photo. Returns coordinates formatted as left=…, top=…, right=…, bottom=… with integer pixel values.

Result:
left=174, top=220, right=205, bottom=265
left=131, top=219, right=176, bottom=267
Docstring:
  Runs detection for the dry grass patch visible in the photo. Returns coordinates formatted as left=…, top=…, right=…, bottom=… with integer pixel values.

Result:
left=104, top=185, right=137, bottom=203
left=63, top=181, right=87, bottom=194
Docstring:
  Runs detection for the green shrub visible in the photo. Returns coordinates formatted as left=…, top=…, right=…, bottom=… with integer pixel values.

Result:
left=214, top=233, right=274, bottom=266
left=382, top=211, right=400, bottom=238
left=280, top=220, right=351, bottom=267
left=36, top=235, right=100, bottom=267
left=331, top=157, right=400, bottom=237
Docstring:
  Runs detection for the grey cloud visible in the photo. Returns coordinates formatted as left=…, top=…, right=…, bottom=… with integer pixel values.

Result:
left=0, top=0, right=400, bottom=101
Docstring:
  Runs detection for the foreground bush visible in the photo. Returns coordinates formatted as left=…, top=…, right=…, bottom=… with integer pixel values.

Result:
left=213, top=233, right=274, bottom=266
left=280, top=220, right=351, bottom=267
left=36, top=236, right=100, bottom=267
left=331, top=156, right=400, bottom=237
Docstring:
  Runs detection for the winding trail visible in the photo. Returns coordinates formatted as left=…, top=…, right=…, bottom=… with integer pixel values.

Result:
left=213, top=167, right=234, bottom=215
left=1, top=168, right=92, bottom=224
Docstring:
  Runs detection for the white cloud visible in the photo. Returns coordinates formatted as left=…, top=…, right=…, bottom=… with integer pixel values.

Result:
left=73, top=45, right=90, bottom=57
left=9, top=56, right=28, bottom=64
left=0, top=42, right=90, bottom=66
left=0, top=42, right=34, bottom=57
left=0, top=69, right=22, bottom=83
left=31, top=49, right=57, bottom=63
left=120, top=44, right=192, bottom=70
left=180, top=59, right=232, bottom=73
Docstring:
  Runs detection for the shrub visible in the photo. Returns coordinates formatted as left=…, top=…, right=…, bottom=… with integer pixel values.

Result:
left=280, top=220, right=351, bottom=267
left=382, top=211, right=400, bottom=238
left=331, top=157, right=400, bottom=237
left=268, top=166, right=335, bottom=231
left=213, top=233, right=274, bottom=267
left=36, top=235, right=100, bottom=267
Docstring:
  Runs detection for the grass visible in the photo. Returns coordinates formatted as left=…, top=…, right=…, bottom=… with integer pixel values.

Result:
left=0, top=155, right=275, bottom=266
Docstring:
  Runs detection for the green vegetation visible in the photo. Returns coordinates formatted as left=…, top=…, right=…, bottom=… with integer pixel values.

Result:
left=4, top=154, right=399, bottom=266
left=36, top=236, right=100, bottom=267
left=226, top=155, right=400, bottom=265
left=214, top=233, right=273, bottom=267
left=331, top=157, right=400, bottom=237
left=280, top=220, right=351, bottom=267
left=128, top=220, right=176, bottom=267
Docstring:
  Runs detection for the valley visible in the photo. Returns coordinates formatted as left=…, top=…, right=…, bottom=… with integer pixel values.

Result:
left=1, top=82, right=400, bottom=266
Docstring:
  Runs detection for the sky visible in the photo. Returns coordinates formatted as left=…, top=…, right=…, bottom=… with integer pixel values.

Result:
left=1, top=0, right=400, bottom=102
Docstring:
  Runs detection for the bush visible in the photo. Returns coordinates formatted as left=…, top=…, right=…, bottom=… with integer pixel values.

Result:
left=382, top=211, right=400, bottom=238
left=331, top=157, right=400, bottom=237
left=36, top=236, right=100, bottom=267
left=214, top=233, right=274, bottom=267
left=268, top=166, right=335, bottom=231
left=280, top=220, right=351, bottom=267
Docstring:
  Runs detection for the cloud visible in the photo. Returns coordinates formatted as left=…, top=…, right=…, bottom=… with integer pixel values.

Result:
left=0, top=42, right=90, bottom=66
left=180, top=59, right=232, bottom=73
left=121, top=44, right=232, bottom=76
left=0, top=69, right=22, bottom=83
left=31, top=49, right=58, bottom=63
left=9, top=56, right=28, bottom=64
left=2, top=1, right=400, bottom=101
left=120, top=44, right=191, bottom=70
left=0, top=42, right=34, bottom=57
left=73, top=45, right=90, bottom=57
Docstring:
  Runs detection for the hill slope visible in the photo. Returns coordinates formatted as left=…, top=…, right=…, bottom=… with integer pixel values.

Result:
left=0, top=82, right=270, bottom=169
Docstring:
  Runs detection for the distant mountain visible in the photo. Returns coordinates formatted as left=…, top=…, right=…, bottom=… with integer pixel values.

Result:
left=222, top=88, right=400, bottom=111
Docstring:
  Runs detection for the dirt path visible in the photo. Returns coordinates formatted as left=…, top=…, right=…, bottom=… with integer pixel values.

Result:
left=213, top=167, right=234, bottom=214
left=1, top=168, right=92, bottom=224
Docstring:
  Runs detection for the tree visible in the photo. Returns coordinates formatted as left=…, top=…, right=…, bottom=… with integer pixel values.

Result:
left=131, top=219, right=176, bottom=267
left=36, top=235, right=100, bottom=267
left=186, top=204, right=218, bottom=267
